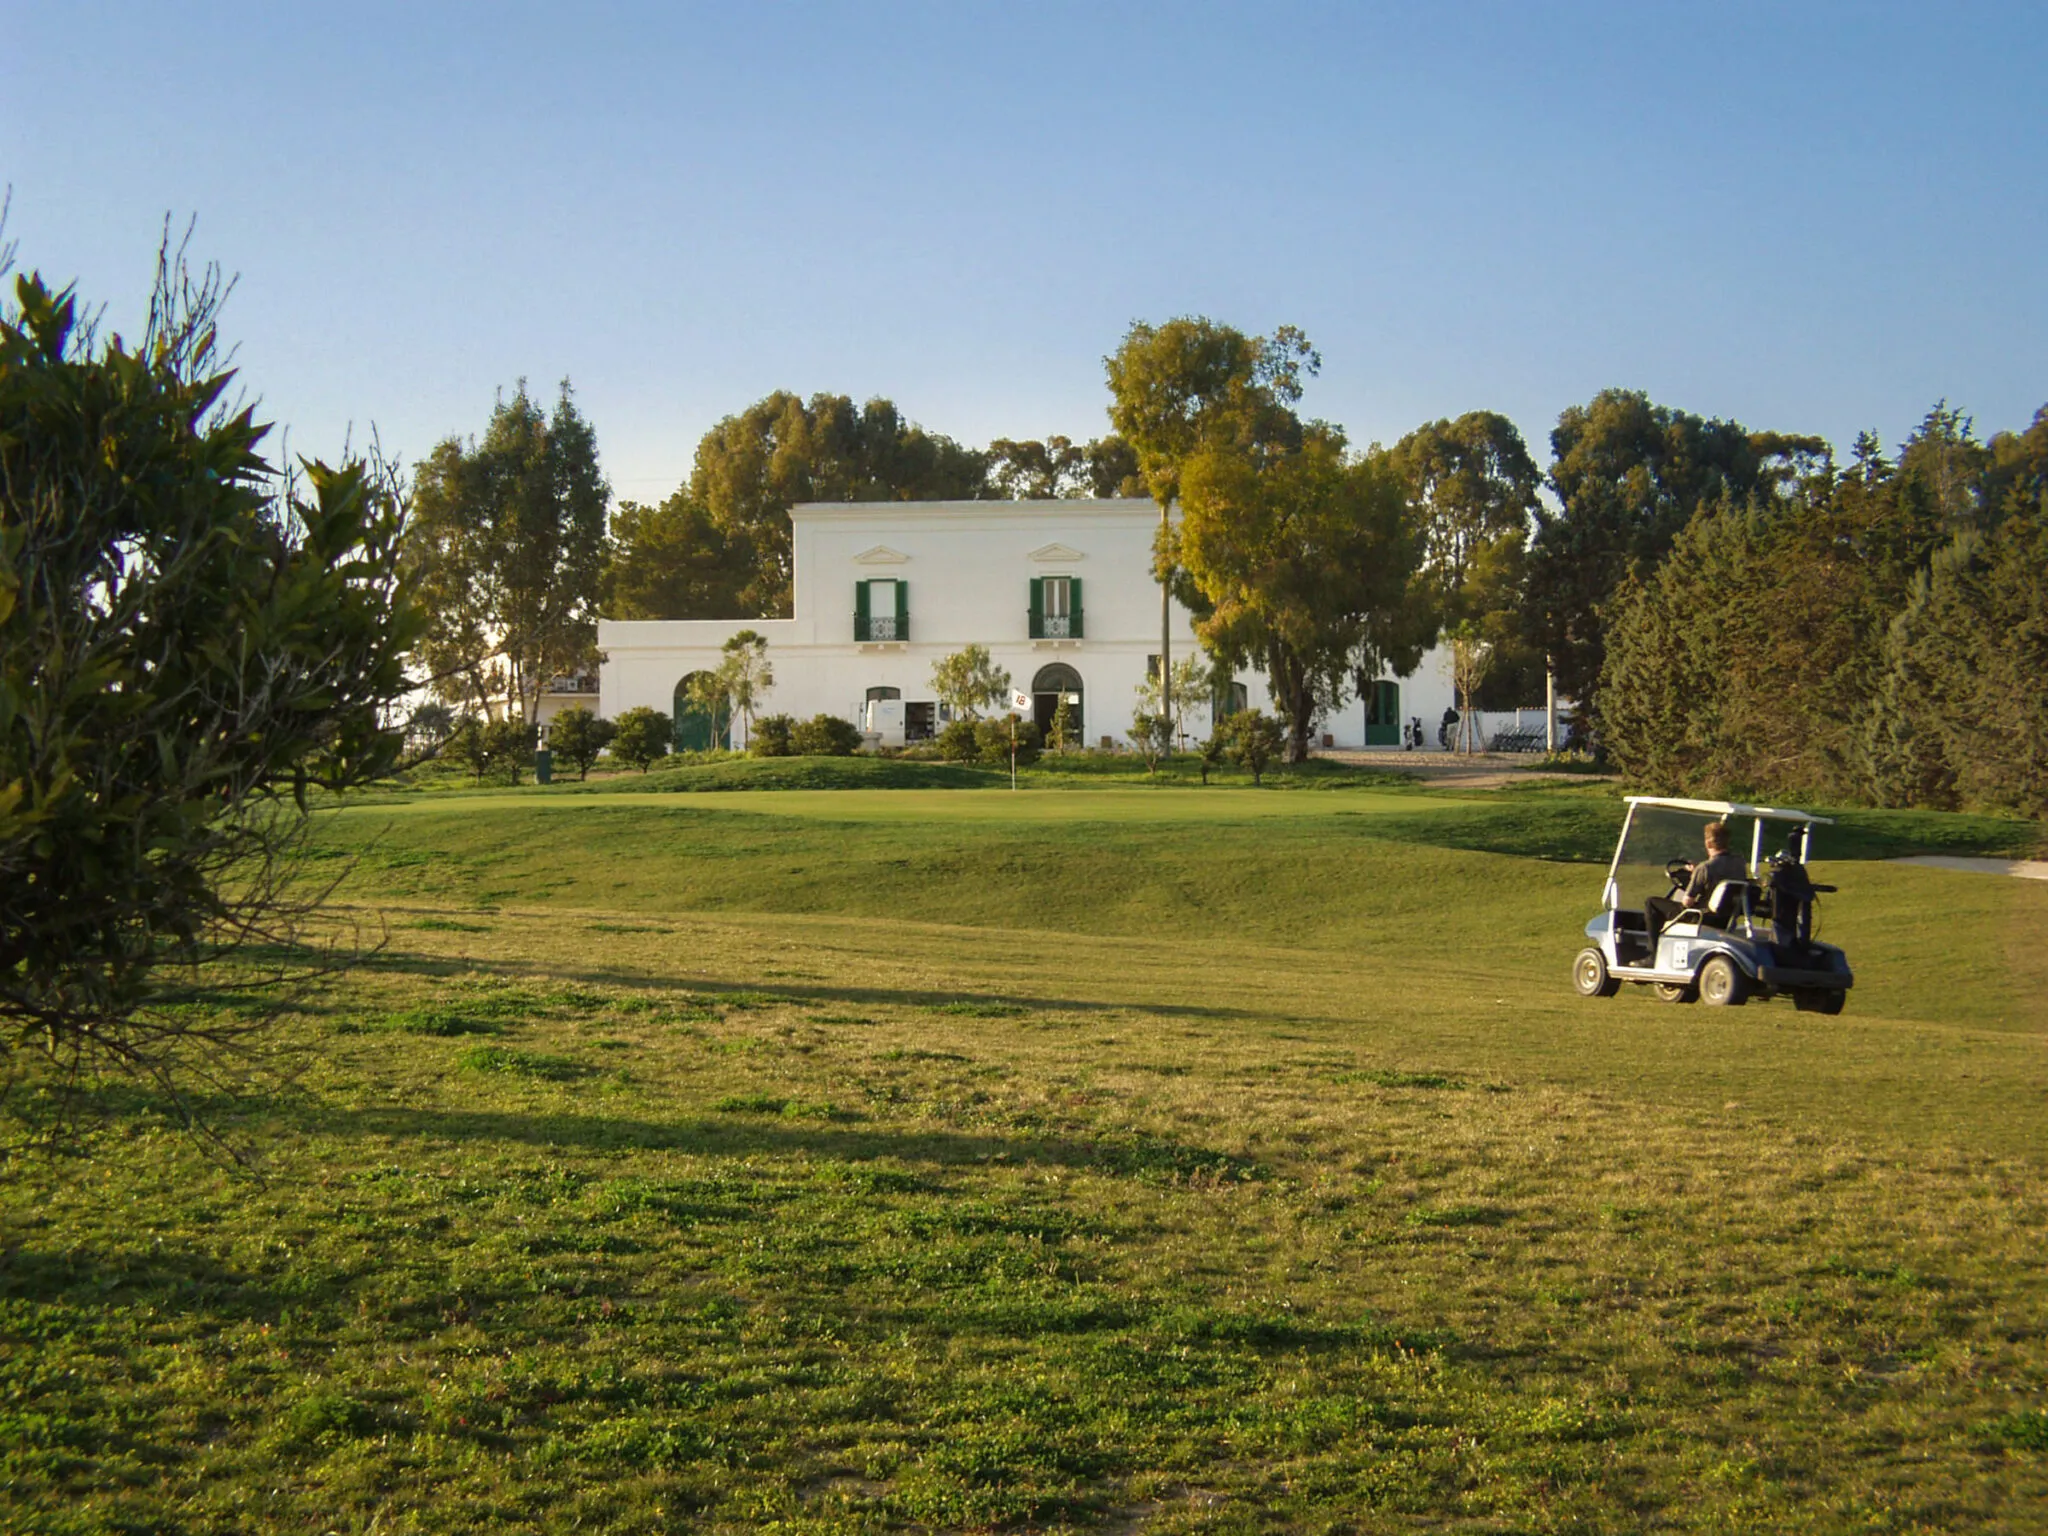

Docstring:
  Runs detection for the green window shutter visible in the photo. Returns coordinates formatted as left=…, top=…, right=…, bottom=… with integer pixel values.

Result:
left=854, top=579, right=870, bottom=640
left=1029, top=576, right=1044, bottom=638
left=1069, top=576, right=1083, bottom=638
left=894, top=579, right=908, bottom=641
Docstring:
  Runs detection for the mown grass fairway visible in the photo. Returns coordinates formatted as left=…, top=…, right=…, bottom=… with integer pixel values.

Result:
left=5, top=781, right=2046, bottom=1533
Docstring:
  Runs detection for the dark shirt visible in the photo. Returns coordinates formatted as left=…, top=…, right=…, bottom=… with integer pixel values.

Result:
left=1684, top=851, right=1749, bottom=906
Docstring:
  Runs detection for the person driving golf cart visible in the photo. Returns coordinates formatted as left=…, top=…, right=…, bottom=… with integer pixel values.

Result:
left=1644, top=819, right=1747, bottom=949
left=1573, top=796, right=1854, bottom=1012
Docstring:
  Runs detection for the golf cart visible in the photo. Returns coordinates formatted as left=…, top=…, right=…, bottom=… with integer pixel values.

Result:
left=1574, top=797, right=1854, bottom=1012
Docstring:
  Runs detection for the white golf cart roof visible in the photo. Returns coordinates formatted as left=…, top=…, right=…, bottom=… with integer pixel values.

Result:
left=1625, top=796, right=1833, bottom=825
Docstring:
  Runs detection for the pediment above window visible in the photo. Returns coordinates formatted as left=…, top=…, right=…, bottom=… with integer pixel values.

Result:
left=1028, top=542, right=1086, bottom=563
left=853, top=545, right=910, bottom=565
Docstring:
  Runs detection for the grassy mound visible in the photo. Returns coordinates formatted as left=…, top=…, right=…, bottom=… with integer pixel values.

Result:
left=610, top=755, right=1006, bottom=792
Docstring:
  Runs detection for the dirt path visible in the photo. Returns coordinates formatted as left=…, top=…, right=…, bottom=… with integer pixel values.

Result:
left=1314, top=749, right=1615, bottom=791
left=1890, top=855, right=2048, bottom=881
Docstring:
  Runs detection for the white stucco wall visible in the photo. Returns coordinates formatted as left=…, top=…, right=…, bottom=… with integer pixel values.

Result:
left=597, top=498, right=1463, bottom=750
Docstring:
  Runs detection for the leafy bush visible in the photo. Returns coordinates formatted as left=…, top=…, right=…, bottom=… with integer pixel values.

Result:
left=609, top=707, right=672, bottom=772
left=972, top=717, right=1041, bottom=767
left=483, top=717, right=534, bottom=784
left=1221, top=709, right=1284, bottom=784
left=0, top=257, right=418, bottom=1117
left=936, top=718, right=981, bottom=761
left=790, top=713, right=862, bottom=756
left=749, top=713, right=795, bottom=757
left=547, top=706, right=616, bottom=779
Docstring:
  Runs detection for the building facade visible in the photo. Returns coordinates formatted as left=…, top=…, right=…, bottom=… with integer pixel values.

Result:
left=596, top=498, right=1461, bottom=751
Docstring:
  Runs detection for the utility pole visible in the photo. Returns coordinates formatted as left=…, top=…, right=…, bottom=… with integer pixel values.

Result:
left=1159, top=503, right=1173, bottom=747
left=1545, top=658, right=1557, bottom=754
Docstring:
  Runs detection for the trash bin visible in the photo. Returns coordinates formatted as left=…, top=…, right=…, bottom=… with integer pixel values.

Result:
left=534, top=748, right=552, bottom=785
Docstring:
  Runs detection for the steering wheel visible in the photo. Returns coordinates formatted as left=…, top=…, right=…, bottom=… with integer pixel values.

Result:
left=1664, top=857, right=1693, bottom=891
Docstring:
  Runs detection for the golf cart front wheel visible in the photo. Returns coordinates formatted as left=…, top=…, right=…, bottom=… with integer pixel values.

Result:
left=1573, top=948, right=1620, bottom=998
left=1654, top=980, right=1698, bottom=1005
left=1793, top=989, right=1846, bottom=1015
left=1698, top=955, right=1749, bottom=1007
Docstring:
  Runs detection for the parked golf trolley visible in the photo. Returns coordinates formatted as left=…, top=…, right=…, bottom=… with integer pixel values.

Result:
left=1574, top=797, right=1854, bottom=1012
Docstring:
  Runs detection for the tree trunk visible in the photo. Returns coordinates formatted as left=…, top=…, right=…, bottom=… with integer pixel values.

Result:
left=1268, top=643, right=1316, bottom=764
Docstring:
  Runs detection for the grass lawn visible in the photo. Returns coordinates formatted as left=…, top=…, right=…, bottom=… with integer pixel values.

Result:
left=4, top=778, right=2045, bottom=1533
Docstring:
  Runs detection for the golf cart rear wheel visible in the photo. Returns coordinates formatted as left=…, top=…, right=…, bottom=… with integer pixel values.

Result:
left=1654, top=980, right=1698, bottom=1004
left=1573, top=947, right=1620, bottom=998
left=1698, top=955, right=1749, bottom=1007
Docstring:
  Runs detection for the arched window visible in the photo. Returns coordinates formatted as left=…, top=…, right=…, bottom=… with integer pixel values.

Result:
left=673, top=672, right=732, bottom=753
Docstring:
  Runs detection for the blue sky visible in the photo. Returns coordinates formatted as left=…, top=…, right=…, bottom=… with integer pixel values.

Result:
left=5, top=2, right=2043, bottom=502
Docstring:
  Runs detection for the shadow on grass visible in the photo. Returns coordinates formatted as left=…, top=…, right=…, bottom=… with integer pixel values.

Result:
left=0, top=1241, right=357, bottom=1319
left=344, top=948, right=1263, bottom=1021
left=308, top=1103, right=1265, bottom=1183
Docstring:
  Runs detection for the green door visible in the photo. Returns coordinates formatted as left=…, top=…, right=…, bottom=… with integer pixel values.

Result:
left=1365, top=679, right=1400, bottom=746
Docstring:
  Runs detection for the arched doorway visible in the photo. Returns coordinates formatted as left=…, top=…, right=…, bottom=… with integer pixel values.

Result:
left=1031, top=663, right=1084, bottom=745
left=673, top=672, right=731, bottom=753
left=1212, top=676, right=1248, bottom=722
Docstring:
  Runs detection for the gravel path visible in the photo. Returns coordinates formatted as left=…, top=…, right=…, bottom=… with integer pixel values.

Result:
left=1890, top=855, right=2048, bottom=880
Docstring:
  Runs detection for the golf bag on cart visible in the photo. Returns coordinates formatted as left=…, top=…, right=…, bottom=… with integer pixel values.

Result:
left=1765, top=828, right=1834, bottom=951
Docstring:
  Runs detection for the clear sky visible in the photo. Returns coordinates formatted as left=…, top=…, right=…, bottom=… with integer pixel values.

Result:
left=5, top=2, right=2043, bottom=502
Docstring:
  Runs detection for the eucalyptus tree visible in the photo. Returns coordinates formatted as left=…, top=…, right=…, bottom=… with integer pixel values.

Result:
left=985, top=433, right=1143, bottom=499
left=408, top=380, right=608, bottom=724
left=1105, top=318, right=1318, bottom=741
left=601, top=493, right=751, bottom=620
left=1177, top=423, right=1433, bottom=762
left=689, top=392, right=985, bottom=616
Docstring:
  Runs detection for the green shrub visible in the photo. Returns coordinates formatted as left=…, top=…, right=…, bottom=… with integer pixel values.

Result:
left=1221, top=709, right=1284, bottom=785
left=609, top=707, right=672, bottom=773
left=750, top=713, right=796, bottom=757
left=937, top=718, right=980, bottom=761
left=483, top=717, right=535, bottom=784
left=546, top=707, right=615, bottom=779
left=973, top=717, right=1041, bottom=767
left=790, top=713, right=862, bottom=756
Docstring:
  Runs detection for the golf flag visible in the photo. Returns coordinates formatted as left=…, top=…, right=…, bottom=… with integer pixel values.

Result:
left=1011, top=689, right=1031, bottom=713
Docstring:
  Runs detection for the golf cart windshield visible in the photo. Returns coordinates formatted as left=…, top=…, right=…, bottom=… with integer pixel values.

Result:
left=1610, top=804, right=1720, bottom=914
left=1604, top=797, right=1832, bottom=914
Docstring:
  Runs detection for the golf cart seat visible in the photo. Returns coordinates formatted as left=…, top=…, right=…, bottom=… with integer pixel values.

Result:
left=1703, top=884, right=1769, bottom=933
left=1689, top=879, right=1764, bottom=931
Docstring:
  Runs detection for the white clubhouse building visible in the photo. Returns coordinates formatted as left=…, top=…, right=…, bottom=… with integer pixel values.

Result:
left=596, top=498, right=1462, bottom=751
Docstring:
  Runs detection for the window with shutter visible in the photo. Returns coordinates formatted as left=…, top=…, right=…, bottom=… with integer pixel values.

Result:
left=1036, top=576, right=1078, bottom=639
left=857, top=579, right=903, bottom=642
